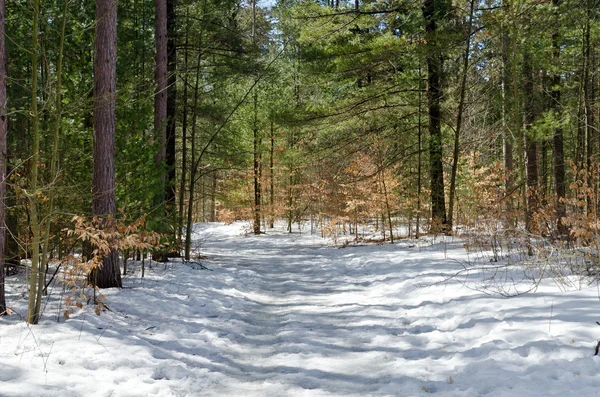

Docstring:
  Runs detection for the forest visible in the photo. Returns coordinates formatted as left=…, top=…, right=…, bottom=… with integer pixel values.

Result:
left=1, top=0, right=600, bottom=395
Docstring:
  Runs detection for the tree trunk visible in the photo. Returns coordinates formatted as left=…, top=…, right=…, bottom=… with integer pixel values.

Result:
left=584, top=1, right=594, bottom=216
left=39, top=0, right=68, bottom=302
left=252, top=0, right=261, bottom=235
left=185, top=35, right=203, bottom=261
left=552, top=0, right=567, bottom=238
left=92, top=0, right=121, bottom=288
left=155, top=0, right=168, bottom=176
left=5, top=163, right=19, bottom=272
left=501, top=0, right=514, bottom=228
left=423, top=0, right=448, bottom=233
left=0, top=0, right=6, bottom=315
left=381, top=170, right=394, bottom=243
left=177, top=11, right=189, bottom=251
left=210, top=171, right=217, bottom=222
left=270, top=120, right=275, bottom=229
left=253, top=90, right=261, bottom=235
left=166, top=0, right=177, bottom=209
left=523, top=48, right=538, bottom=235
left=448, top=0, right=475, bottom=232
left=576, top=81, right=585, bottom=170
left=416, top=63, right=423, bottom=239
left=26, top=0, right=43, bottom=324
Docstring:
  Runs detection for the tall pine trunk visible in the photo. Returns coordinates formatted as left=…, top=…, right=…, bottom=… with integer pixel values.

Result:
left=551, top=0, right=567, bottom=238
left=155, top=0, right=168, bottom=181
left=166, top=0, right=177, bottom=210
left=423, top=0, right=448, bottom=233
left=92, top=0, right=121, bottom=288
left=0, top=0, right=6, bottom=315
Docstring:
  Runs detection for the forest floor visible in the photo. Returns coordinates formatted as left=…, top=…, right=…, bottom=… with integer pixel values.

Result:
left=1, top=222, right=600, bottom=396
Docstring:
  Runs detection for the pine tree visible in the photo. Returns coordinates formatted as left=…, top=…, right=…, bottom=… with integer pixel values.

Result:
left=0, top=0, right=6, bottom=315
left=92, top=0, right=121, bottom=288
left=423, top=0, right=449, bottom=232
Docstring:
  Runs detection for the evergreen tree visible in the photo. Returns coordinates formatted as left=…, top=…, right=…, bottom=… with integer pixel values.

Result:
left=92, top=0, right=121, bottom=288
left=0, top=0, right=6, bottom=315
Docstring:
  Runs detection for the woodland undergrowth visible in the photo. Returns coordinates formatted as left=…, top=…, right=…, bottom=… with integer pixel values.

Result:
left=57, top=215, right=162, bottom=319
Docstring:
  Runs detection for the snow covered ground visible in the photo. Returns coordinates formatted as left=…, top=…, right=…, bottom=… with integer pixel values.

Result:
left=1, top=222, right=600, bottom=396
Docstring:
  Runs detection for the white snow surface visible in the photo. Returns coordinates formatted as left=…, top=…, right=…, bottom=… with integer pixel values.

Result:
left=2, top=222, right=600, bottom=396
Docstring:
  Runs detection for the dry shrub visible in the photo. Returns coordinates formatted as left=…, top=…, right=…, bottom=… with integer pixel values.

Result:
left=59, top=215, right=162, bottom=318
left=561, top=161, right=600, bottom=275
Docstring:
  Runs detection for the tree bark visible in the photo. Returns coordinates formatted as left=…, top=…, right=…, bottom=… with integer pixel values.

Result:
left=39, top=0, right=68, bottom=305
left=5, top=163, right=18, bottom=273
left=0, top=0, right=6, bottom=315
left=501, top=0, right=514, bottom=228
left=551, top=0, right=567, bottom=238
left=423, top=0, right=448, bottom=233
left=210, top=171, right=217, bottom=222
left=252, top=0, right=261, bottom=235
left=448, top=0, right=475, bottom=231
left=185, top=35, right=203, bottom=261
left=253, top=90, right=261, bottom=235
left=92, top=0, right=121, bottom=288
left=416, top=63, right=423, bottom=239
left=584, top=0, right=594, bottom=216
left=26, top=0, right=43, bottom=324
left=166, top=0, right=177, bottom=209
left=523, top=48, right=538, bottom=235
left=27, top=0, right=43, bottom=324
left=178, top=14, right=189, bottom=250
left=155, top=0, right=168, bottom=172
left=270, top=120, right=275, bottom=229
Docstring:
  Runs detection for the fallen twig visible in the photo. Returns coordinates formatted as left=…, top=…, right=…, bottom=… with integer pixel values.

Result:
left=183, top=260, right=212, bottom=271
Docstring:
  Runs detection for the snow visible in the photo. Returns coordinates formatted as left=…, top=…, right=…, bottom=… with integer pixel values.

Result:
left=2, top=222, right=600, bottom=396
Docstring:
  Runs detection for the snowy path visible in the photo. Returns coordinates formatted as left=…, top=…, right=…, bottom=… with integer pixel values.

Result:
left=2, top=222, right=600, bottom=396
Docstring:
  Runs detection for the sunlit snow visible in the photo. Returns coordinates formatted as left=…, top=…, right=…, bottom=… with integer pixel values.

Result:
left=1, top=222, right=600, bottom=396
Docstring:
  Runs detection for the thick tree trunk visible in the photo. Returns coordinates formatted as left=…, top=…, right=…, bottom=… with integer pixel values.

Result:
left=92, top=0, right=121, bottom=288
left=423, top=0, right=447, bottom=233
left=0, top=0, right=6, bottom=315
